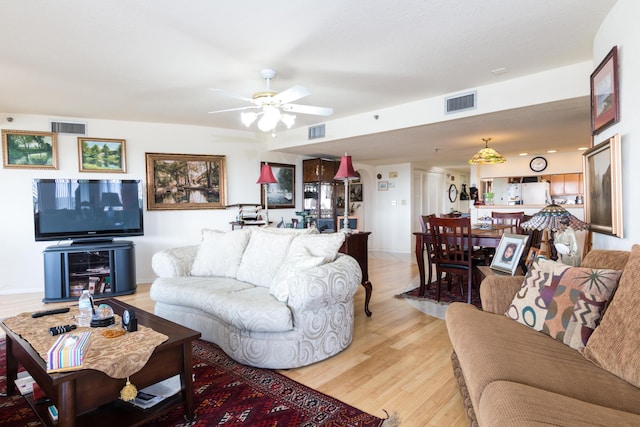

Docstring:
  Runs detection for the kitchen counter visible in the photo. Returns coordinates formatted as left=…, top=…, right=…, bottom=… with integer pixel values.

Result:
left=471, top=205, right=585, bottom=222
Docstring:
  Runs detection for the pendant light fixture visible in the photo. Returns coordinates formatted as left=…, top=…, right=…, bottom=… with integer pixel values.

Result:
left=468, top=137, right=506, bottom=165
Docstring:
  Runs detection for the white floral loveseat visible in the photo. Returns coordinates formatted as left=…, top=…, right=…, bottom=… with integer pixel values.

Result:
left=149, top=227, right=362, bottom=369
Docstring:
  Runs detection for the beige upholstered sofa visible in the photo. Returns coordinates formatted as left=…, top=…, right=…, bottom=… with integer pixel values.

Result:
left=150, top=227, right=361, bottom=369
left=446, top=245, right=640, bottom=426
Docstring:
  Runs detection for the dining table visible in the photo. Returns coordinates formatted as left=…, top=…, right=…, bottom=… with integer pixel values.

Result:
left=413, top=224, right=513, bottom=298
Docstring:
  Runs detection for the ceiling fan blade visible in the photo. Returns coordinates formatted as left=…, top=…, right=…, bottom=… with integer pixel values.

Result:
left=272, top=85, right=310, bottom=105
left=208, top=106, right=258, bottom=114
left=208, top=88, right=253, bottom=103
left=282, top=103, right=334, bottom=116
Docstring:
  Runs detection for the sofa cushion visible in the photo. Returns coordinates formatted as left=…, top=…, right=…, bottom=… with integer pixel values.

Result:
left=446, top=302, right=640, bottom=415
left=505, top=258, right=622, bottom=350
left=287, top=232, right=345, bottom=263
left=478, top=381, right=640, bottom=427
left=150, top=276, right=293, bottom=332
left=583, top=244, right=640, bottom=389
left=235, top=228, right=295, bottom=288
left=190, top=228, right=251, bottom=278
left=270, top=253, right=326, bottom=302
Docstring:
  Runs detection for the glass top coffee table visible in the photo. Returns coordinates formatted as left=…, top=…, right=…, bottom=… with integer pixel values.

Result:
left=1, top=298, right=201, bottom=427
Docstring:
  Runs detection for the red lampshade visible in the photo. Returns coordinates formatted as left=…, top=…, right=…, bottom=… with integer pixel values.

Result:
left=256, top=163, right=277, bottom=184
left=334, top=153, right=358, bottom=180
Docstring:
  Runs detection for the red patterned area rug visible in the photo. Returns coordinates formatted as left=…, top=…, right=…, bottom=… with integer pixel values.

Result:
left=395, top=276, right=482, bottom=319
left=1, top=339, right=395, bottom=427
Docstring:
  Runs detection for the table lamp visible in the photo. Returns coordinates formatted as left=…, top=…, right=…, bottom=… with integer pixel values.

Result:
left=257, top=163, right=277, bottom=225
left=334, top=153, right=359, bottom=233
left=520, top=203, right=589, bottom=260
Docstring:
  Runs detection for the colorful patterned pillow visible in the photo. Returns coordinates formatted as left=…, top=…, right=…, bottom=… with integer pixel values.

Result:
left=505, top=258, right=622, bottom=350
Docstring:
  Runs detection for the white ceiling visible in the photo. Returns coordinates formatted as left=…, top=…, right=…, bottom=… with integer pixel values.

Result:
left=0, top=1, right=616, bottom=168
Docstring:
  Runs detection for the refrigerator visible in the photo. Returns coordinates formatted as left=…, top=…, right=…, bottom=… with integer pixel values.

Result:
left=507, top=182, right=550, bottom=205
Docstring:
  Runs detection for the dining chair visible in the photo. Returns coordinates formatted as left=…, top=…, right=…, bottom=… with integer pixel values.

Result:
left=418, top=214, right=436, bottom=296
left=429, top=216, right=481, bottom=304
left=491, top=211, right=525, bottom=233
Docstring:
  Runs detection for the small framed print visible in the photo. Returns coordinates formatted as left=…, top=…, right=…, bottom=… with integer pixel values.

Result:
left=78, top=137, right=126, bottom=173
left=590, top=46, right=619, bottom=135
left=378, top=181, right=388, bottom=191
left=2, top=129, right=58, bottom=169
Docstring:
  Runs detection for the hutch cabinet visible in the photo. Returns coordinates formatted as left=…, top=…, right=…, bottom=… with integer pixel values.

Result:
left=303, top=158, right=345, bottom=232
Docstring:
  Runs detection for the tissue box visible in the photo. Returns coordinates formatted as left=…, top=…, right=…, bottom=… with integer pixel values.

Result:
left=46, top=331, right=92, bottom=372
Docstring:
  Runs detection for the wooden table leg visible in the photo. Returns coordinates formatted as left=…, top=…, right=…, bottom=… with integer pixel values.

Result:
left=415, top=234, right=427, bottom=296
left=362, top=281, right=372, bottom=317
left=182, top=342, right=196, bottom=421
left=59, top=379, right=77, bottom=427
left=3, top=336, right=17, bottom=397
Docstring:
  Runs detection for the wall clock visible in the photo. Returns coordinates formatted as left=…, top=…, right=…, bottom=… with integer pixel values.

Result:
left=448, top=184, right=458, bottom=202
left=529, top=156, right=548, bottom=172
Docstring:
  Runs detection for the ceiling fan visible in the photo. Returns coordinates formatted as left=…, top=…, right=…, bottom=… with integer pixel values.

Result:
left=208, top=68, right=333, bottom=133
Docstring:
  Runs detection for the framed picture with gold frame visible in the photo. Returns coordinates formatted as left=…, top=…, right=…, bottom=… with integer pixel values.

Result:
left=2, top=129, right=58, bottom=169
left=583, top=133, right=623, bottom=237
left=145, top=152, right=227, bottom=210
left=78, top=137, right=126, bottom=173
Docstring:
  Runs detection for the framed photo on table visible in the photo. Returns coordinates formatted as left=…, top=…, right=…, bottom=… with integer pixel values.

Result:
left=590, top=46, right=619, bottom=135
left=490, top=234, right=529, bottom=275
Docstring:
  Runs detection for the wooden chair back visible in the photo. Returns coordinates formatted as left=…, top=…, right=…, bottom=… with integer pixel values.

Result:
left=491, top=211, right=525, bottom=233
left=419, top=213, right=436, bottom=234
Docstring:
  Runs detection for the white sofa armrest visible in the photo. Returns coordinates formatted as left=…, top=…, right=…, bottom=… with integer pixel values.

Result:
left=151, top=245, right=200, bottom=278
left=287, top=254, right=362, bottom=311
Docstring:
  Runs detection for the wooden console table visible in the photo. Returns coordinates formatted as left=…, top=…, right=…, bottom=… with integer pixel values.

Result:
left=339, top=232, right=372, bottom=317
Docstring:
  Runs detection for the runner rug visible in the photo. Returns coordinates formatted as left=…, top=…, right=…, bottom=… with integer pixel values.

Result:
left=0, top=339, right=397, bottom=427
left=395, top=275, right=482, bottom=319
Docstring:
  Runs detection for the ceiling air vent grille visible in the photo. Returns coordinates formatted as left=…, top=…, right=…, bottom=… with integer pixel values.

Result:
left=445, top=91, right=477, bottom=114
left=308, top=124, right=326, bottom=140
left=50, top=121, right=87, bottom=135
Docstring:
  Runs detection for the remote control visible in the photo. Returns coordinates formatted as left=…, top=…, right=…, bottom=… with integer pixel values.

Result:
left=31, top=307, right=70, bottom=318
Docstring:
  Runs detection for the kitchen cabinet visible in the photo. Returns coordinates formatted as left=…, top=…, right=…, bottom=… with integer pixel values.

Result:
left=549, top=173, right=583, bottom=196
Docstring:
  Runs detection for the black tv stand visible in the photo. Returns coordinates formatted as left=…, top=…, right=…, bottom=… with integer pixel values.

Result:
left=43, top=240, right=136, bottom=303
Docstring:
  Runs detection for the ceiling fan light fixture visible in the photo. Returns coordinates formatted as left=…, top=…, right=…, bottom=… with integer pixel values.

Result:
left=281, top=113, right=296, bottom=129
left=468, top=137, right=506, bottom=165
left=258, top=106, right=281, bottom=132
left=241, top=111, right=257, bottom=127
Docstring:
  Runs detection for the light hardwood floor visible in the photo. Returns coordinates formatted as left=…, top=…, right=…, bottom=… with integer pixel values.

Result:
left=0, top=252, right=468, bottom=427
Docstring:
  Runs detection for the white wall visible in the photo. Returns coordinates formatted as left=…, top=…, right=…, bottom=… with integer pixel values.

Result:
left=0, top=113, right=302, bottom=295
left=372, top=163, right=412, bottom=253
left=591, top=0, right=640, bottom=250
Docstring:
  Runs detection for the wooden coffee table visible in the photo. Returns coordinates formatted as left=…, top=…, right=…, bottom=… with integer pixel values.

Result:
left=2, top=299, right=201, bottom=427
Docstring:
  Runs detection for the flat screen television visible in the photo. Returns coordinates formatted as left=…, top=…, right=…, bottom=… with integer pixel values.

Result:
left=33, top=178, right=144, bottom=242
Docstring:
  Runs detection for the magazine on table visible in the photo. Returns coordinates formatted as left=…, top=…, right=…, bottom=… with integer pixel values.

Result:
left=128, top=375, right=181, bottom=409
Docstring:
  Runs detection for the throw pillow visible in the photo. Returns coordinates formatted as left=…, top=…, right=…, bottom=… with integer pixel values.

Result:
left=288, top=232, right=346, bottom=263
left=269, top=253, right=326, bottom=302
left=190, top=228, right=251, bottom=278
left=235, top=228, right=295, bottom=288
left=583, top=244, right=640, bottom=388
left=505, top=257, right=622, bottom=350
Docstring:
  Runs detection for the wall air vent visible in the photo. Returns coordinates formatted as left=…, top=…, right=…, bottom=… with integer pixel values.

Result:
left=308, top=124, right=326, bottom=140
left=50, top=121, right=87, bottom=135
left=445, top=91, right=477, bottom=114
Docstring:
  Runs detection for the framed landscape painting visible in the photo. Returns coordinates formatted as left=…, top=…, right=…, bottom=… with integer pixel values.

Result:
left=78, top=137, right=126, bottom=173
left=2, top=129, right=58, bottom=169
left=261, top=162, right=295, bottom=209
left=583, top=133, right=623, bottom=237
left=590, top=46, right=619, bottom=135
left=145, top=153, right=227, bottom=210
